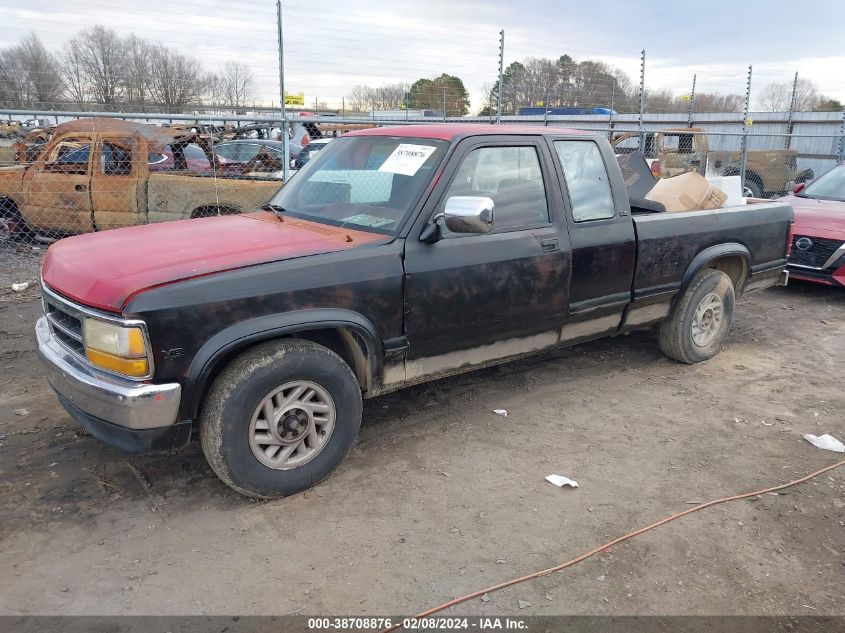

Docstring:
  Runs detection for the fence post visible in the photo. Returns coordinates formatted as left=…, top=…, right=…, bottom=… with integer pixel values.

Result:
left=785, top=71, right=798, bottom=150
left=638, top=49, right=646, bottom=153
left=543, top=84, right=549, bottom=127
left=496, top=29, right=505, bottom=124
left=276, top=0, right=289, bottom=181
left=687, top=74, right=696, bottom=128
left=739, top=65, right=752, bottom=194
left=838, top=108, right=845, bottom=164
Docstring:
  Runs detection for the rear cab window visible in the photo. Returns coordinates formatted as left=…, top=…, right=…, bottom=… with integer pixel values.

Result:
left=553, top=140, right=615, bottom=222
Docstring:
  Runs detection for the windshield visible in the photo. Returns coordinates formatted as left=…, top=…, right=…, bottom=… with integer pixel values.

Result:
left=801, top=166, right=845, bottom=202
left=269, top=135, right=447, bottom=234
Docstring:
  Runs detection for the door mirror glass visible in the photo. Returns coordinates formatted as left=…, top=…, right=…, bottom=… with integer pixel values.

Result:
left=443, top=196, right=494, bottom=234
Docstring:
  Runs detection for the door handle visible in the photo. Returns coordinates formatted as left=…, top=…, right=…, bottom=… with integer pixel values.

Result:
left=541, top=238, right=560, bottom=253
left=75, top=184, right=87, bottom=192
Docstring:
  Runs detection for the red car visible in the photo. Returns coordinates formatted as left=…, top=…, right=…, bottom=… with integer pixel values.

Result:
left=780, top=165, right=845, bottom=287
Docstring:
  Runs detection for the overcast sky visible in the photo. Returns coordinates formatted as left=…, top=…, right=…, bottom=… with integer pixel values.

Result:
left=1, top=0, right=843, bottom=112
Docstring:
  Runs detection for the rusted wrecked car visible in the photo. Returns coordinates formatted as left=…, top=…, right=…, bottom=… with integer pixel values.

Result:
left=0, top=118, right=285, bottom=241
left=0, top=120, right=23, bottom=139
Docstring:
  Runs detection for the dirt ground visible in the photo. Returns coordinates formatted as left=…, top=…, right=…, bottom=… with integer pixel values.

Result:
left=0, top=269, right=843, bottom=617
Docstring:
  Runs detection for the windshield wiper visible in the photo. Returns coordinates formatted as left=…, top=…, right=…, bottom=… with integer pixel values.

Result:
left=262, top=203, right=288, bottom=216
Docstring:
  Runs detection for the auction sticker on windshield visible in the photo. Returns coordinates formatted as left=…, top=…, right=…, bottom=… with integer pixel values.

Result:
left=378, top=143, right=437, bottom=176
left=341, top=213, right=393, bottom=228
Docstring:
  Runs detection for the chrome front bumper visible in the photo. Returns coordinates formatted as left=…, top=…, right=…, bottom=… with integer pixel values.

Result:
left=36, top=316, right=181, bottom=430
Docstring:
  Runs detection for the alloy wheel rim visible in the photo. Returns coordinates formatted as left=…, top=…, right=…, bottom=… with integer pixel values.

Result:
left=248, top=380, right=336, bottom=470
left=691, top=292, right=723, bottom=347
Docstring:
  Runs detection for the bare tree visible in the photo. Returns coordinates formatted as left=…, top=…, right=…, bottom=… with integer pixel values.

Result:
left=148, top=45, right=205, bottom=112
left=124, top=35, right=153, bottom=111
left=72, top=26, right=127, bottom=106
left=693, top=92, right=743, bottom=113
left=58, top=38, right=88, bottom=108
left=203, top=72, right=223, bottom=107
left=218, top=61, right=254, bottom=109
left=346, top=84, right=375, bottom=111
left=758, top=78, right=819, bottom=112
left=18, top=33, right=63, bottom=106
left=0, top=46, right=30, bottom=107
left=0, top=33, right=62, bottom=108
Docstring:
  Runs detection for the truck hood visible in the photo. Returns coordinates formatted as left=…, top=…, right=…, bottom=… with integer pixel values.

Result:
left=780, top=194, right=845, bottom=238
left=42, top=211, right=386, bottom=312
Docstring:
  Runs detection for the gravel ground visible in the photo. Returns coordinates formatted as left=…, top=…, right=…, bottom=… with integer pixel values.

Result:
left=0, top=276, right=843, bottom=617
left=0, top=244, right=43, bottom=304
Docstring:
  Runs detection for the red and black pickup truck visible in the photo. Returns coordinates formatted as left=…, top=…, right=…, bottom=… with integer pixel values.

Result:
left=36, top=124, right=794, bottom=498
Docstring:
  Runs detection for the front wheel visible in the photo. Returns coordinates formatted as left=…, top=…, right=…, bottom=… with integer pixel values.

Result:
left=199, top=339, right=363, bottom=499
left=658, top=268, right=735, bottom=364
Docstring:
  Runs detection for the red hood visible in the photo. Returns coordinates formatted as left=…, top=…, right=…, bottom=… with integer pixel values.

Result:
left=42, top=212, right=385, bottom=312
left=780, top=194, right=845, bottom=239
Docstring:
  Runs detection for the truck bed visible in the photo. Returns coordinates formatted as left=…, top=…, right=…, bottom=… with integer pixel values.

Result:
left=631, top=201, right=793, bottom=302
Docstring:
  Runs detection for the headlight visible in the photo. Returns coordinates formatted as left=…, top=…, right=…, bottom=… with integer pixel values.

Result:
left=83, top=318, right=150, bottom=378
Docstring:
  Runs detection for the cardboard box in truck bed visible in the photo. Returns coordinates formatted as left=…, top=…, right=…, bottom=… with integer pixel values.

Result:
left=645, top=172, right=727, bottom=213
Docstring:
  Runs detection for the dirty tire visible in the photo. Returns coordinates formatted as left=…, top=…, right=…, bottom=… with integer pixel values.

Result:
left=658, top=268, right=735, bottom=364
left=199, top=339, right=362, bottom=499
left=0, top=202, right=30, bottom=243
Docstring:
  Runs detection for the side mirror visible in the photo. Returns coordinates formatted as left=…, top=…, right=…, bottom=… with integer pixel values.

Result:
left=792, top=182, right=805, bottom=194
left=443, top=196, right=494, bottom=234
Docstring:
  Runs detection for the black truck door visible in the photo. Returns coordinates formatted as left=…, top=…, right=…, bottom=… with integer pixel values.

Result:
left=547, top=137, right=636, bottom=340
left=402, top=137, right=571, bottom=380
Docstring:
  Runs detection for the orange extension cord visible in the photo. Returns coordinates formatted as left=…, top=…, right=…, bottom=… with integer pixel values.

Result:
left=383, top=458, right=845, bottom=632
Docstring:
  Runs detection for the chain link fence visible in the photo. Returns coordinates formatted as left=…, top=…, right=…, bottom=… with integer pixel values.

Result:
left=0, top=111, right=843, bottom=253
left=0, top=0, right=844, bottom=292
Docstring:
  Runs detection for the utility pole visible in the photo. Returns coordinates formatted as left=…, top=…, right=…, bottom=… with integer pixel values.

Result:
left=638, top=49, right=646, bottom=152
left=687, top=74, right=696, bottom=128
left=785, top=71, right=798, bottom=149
left=496, top=29, right=505, bottom=124
left=739, top=65, right=753, bottom=194
left=275, top=0, right=289, bottom=181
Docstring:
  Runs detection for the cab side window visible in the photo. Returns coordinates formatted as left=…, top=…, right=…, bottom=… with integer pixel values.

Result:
left=43, top=137, right=91, bottom=175
left=102, top=142, right=133, bottom=176
left=553, top=141, right=615, bottom=222
left=440, top=145, right=549, bottom=232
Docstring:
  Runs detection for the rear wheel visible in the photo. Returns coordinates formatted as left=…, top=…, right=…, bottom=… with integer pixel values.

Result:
left=199, top=339, right=362, bottom=499
left=659, top=268, right=735, bottom=364
left=0, top=201, right=31, bottom=243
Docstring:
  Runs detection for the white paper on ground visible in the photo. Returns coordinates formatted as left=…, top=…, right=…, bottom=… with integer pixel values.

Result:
left=493, top=409, right=509, bottom=417
left=803, top=434, right=845, bottom=453
left=378, top=144, right=437, bottom=176
left=545, top=474, right=578, bottom=488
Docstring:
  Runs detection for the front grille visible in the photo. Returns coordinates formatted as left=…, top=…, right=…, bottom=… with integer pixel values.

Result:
left=789, top=235, right=843, bottom=269
left=43, top=292, right=86, bottom=358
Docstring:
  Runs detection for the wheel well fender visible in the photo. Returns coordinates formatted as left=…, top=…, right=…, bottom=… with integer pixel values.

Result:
left=680, top=244, right=750, bottom=296
left=181, top=309, right=382, bottom=421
